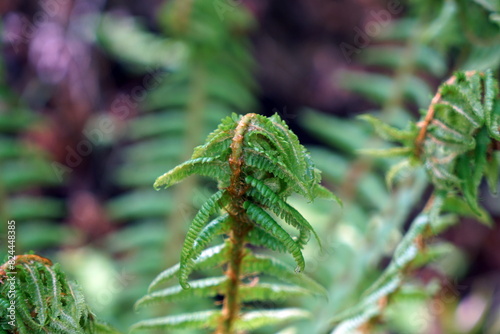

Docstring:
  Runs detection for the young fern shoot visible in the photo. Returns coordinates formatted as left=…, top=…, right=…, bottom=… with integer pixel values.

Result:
left=0, top=255, right=118, bottom=334
left=331, top=70, right=499, bottom=333
left=133, top=113, right=339, bottom=333
left=362, top=69, right=500, bottom=215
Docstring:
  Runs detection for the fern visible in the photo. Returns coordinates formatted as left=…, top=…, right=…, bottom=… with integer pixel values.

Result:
left=363, top=70, right=499, bottom=215
left=296, top=1, right=500, bottom=330
left=133, top=113, right=338, bottom=333
left=97, top=0, right=257, bottom=328
left=0, top=68, right=66, bottom=251
left=329, top=70, right=500, bottom=333
left=0, top=255, right=119, bottom=334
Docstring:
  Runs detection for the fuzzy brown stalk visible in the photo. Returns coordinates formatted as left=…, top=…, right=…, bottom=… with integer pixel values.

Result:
left=217, top=114, right=256, bottom=334
left=415, top=71, right=478, bottom=157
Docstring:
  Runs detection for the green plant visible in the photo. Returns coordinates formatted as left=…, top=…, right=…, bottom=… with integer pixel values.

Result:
left=0, top=255, right=118, bottom=334
left=2, top=0, right=499, bottom=332
left=328, top=69, right=499, bottom=333
left=96, top=0, right=257, bottom=328
left=1, top=72, right=498, bottom=334
left=363, top=69, right=499, bottom=213
left=132, top=112, right=338, bottom=333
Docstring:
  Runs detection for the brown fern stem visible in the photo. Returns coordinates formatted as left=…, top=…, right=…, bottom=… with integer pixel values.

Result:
left=217, top=114, right=256, bottom=334
left=415, top=71, right=478, bottom=158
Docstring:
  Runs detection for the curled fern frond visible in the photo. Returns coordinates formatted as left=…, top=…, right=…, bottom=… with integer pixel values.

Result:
left=135, top=113, right=337, bottom=333
left=0, top=255, right=119, bottom=334
left=363, top=70, right=500, bottom=214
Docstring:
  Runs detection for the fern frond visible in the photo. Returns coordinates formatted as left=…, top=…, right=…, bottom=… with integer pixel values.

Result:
left=239, top=283, right=311, bottom=302
left=148, top=243, right=228, bottom=292
left=0, top=255, right=118, bottom=333
left=136, top=111, right=333, bottom=333
left=241, top=254, right=327, bottom=296
left=234, top=309, right=311, bottom=331
left=245, top=226, right=289, bottom=253
left=246, top=176, right=319, bottom=247
left=179, top=190, right=226, bottom=263
left=136, top=277, right=228, bottom=309
left=244, top=148, right=310, bottom=197
left=130, top=311, right=220, bottom=332
left=358, top=114, right=416, bottom=141
left=244, top=202, right=305, bottom=272
left=179, top=214, right=230, bottom=288
left=154, top=157, right=230, bottom=189
left=364, top=70, right=500, bottom=210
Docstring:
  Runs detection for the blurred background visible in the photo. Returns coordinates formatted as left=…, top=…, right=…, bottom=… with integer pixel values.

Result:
left=0, top=0, right=499, bottom=333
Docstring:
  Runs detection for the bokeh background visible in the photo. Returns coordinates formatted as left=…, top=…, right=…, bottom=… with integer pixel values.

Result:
left=1, top=0, right=499, bottom=333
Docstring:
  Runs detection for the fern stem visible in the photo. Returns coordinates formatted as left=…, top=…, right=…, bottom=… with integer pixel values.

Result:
left=414, top=70, right=478, bottom=157
left=219, top=219, right=250, bottom=334
left=218, top=114, right=255, bottom=334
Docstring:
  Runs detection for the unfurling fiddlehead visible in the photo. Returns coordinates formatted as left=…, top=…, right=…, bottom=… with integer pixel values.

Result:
left=330, top=70, right=499, bottom=333
left=362, top=69, right=500, bottom=214
left=132, top=113, right=339, bottom=333
left=0, top=255, right=118, bottom=334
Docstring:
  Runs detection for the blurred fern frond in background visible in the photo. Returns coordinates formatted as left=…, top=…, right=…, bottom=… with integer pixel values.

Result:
left=0, top=58, right=68, bottom=254
left=329, top=70, right=500, bottom=333
left=298, top=1, right=500, bottom=333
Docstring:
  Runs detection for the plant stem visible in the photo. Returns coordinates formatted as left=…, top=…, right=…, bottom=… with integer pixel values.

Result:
left=217, top=114, right=255, bottom=334
left=219, top=218, right=250, bottom=334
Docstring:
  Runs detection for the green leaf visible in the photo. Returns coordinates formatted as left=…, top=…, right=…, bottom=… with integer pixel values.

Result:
left=484, top=152, right=499, bottom=195
left=179, top=212, right=230, bottom=288
left=358, top=115, right=415, bottom=142
left=235, top=309, right=311, bottom=331
left=244, top=148, right=311, bottom=198
left=358, top=147, right=413, bottom=158
left=130, top=311, right=220, bottom=332
left=246, top=176, right=320, bottom=247
left=442, top=196, right=492, bottom=226
left=154, top=157, right=230, bottom=189
left=241, top=254, right=327, bottom=296
left=245, top=226, right=289, bottom=253
left=136, top=277, right=227, bottom=309
left=148, top=243, right=228, bottom=292
left=244, top=202, right=305, bottom=272
left=239, top=283, right=311, bottom=302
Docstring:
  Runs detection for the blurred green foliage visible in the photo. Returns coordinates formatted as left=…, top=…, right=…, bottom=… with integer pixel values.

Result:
left=0, top=0, right=499, bottom=333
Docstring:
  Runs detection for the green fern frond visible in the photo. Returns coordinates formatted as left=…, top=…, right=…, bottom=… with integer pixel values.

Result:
left=244, top=202, right=305, bottom=272
left=234, top=309, right=311, bottom=331
left=136, top=276, right=228, bottom=309
left=363, top=70, right=500, bottom=211
left=179, top=190, right=226, bottom=263
left=148, top=243, right=228, bottom=292
left=154, top=157, right=231, bottom=189
left=245, top=226, right=289, bottom=253
left=246, top=175, right=320, bottom=248
left=0, top=255, right=119, bottom=334
left=239, top=283, right=311, bottom=302
left=130, top=311, right=220, bottom=332
left=136, top=112, right=334, bottom=333
left=179, top=214, right=230, bottom=288
left=241, top=254, right=327, bottom=296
